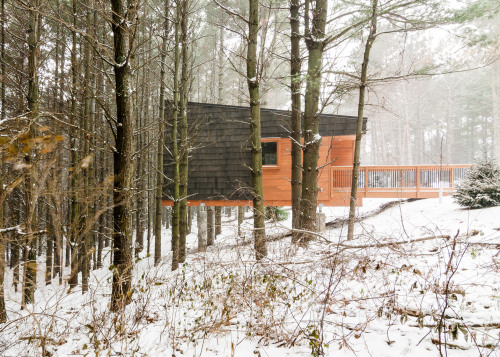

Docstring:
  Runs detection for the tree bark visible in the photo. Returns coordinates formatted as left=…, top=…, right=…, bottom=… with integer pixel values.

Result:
left=290, top=0, right=302, bottom=243
left=155, top=0, right=169, bottom=266
left=68, top=0, right=79, bottom=288
left=22, top=0, right=40, bottom=306
left=110, top=0, right=136, bottom=311
left=0, top=184, right=6, bottom=322
left=81, top=0, right=92, bottom=293
left=247, top=0, right=266, bottom=260
left=171, top=2, right=181, bottom=271
left=179, top=0, right=189, bottom=264
left=298, top=0, right=327, bottom=243
left=493, top=56, right=500, bottom=162
left=347, top=0, right=378, bottom=241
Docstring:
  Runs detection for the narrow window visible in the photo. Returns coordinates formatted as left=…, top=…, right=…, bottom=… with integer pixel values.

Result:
left=262, top=141, right=277, bottom=165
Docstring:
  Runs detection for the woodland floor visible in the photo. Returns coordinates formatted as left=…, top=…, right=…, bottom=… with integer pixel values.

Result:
left=1, top=197, right=500, bottom=356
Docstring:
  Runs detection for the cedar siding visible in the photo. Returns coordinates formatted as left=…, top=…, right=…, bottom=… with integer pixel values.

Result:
left=163, top=102, right=366, bottom=206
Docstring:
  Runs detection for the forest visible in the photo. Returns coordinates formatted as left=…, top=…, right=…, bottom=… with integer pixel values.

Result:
left=0, top=0, right=499, bottom=355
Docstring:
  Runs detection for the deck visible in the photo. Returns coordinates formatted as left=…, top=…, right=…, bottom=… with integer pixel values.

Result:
left=331, top=165, right=472, bottom=204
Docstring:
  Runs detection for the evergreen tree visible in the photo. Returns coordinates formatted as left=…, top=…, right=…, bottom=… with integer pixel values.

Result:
left=454, top=158, right=500, bottom=208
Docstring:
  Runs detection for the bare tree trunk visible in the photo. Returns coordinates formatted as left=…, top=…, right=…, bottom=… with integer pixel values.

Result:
left=1, top=0, right=5, bottom=120
left=68, top=0, right=79, bottom=288
left=247, top=0, right=266, bottom=260
left=347, top=0, right=378, bottom=241
left=298, top=0, right=327, bottom=243
left=81, top=0, right=92, bottom=293
left=110, top=0, right=136, bottom=311
left=171, top=3, right=181, bottom=271
left=218, top=26, right=224, bottom=104
left=179, top=0, right=189, bottom=264
left=23, top=0, right=40, bottom=305
left=493, top=57, right=500, bottom=162
left=0, top=183, right=6, bottom=321
left=290, top=0, right=302, bottom=243
left=155, top=0, right=169, bottom=266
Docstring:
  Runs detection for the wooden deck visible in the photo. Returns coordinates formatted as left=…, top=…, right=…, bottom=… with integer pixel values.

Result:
left=331, top=165, right=472, bottom=204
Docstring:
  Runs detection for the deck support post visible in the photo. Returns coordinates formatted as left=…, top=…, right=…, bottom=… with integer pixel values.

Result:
left=416, top=167, right=421, bottom=198
left=207, top=207, right=214, bottom=246
left=238, top=206, right=244, bottom=237
left=197, top=207, right=207, bottom=252
left=364, top=167, right=369, bottom=197
left=316, top=212, right=326, bottom=232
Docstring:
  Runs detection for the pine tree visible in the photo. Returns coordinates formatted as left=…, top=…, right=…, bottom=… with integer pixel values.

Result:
left=454, top=158, right=500, bottom=208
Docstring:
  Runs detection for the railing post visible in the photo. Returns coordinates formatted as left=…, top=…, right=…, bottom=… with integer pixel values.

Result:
left=364, top=167, right=369, bottom=196
left=450, top=167, right=454, bottom=189
left=416, top=166, right=421, bottom=198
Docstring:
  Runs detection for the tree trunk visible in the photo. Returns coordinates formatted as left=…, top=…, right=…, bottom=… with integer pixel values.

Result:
left=81, top=0, right=92, bottom=293
left=179, top=0, right=189, bottom=264
left=247, top=0, right=266, bottom=260
left=1, top=0, right=5, bottom=120
left=298, top=0, right=327, bottom=243
left=171, top=3, right=181, bottom=271
left=110, top=0, right=136, bottom=311
left=23, top=0, right=40, bottom=306
left=290, top=0, right=302, bottom=243
left=155, top=0, right=169, bottom=266
left=493, top=57, right=500, bottom=162
left=0, top=186, right=6, bottom=321
left=68, top=0, right=79, bottom=287
left=347, top=0, right=378, bottom=241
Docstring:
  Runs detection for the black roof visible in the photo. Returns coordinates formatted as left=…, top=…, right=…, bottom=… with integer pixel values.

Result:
left=164, top=102, right=366, bottom=201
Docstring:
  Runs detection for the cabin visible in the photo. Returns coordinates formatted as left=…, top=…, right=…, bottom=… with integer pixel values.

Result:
left=163, top=102, right=366, bottom=207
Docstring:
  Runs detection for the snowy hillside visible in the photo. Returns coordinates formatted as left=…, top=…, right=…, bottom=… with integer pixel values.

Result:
left=1, top=197, right=500, bottom=356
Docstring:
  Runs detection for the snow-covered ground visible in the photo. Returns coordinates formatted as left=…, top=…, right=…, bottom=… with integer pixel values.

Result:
left=1, top=197, right=500, bottom=356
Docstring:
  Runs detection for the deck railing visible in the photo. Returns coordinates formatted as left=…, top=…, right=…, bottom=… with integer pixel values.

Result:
left=331, top=165, right=472, bottom=199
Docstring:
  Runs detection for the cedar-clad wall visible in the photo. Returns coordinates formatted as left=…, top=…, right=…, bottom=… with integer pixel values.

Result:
left=262, top=135, right=355, bottom=205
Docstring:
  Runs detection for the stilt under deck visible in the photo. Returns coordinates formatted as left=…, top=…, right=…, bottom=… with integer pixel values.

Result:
left=331, top=164, right=472, bottom=204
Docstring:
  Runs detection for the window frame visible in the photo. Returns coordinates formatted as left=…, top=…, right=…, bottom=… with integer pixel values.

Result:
left=261, top=138, right=280, bottom=167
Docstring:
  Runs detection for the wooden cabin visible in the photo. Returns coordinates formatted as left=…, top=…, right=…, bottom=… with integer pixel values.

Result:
left=163, top=102, right=366, bottom=207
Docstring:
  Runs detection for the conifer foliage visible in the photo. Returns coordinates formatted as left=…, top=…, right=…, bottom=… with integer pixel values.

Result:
left=454, top=158, right=500, bottom=208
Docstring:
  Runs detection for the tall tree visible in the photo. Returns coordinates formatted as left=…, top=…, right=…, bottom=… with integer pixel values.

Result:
left=171, top=1, right=181, bottom=271
left=298, top=0, right=327, bottom=243
left=109, top=0, right=136, bottom=310
left=22, top=0, right=41, bottom=306
left=347, top=0, right=378, bottom=241
left=178, top=0, right=189, bottom=264
left=68, top=0, right=79, bottom=288
left=155, top=0, right=169, bottom=266
left=247, top=0, right=266, bottom=260
left=290, top=0, right=302, bottom=243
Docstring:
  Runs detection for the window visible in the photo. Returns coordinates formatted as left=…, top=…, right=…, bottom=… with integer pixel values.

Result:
left=262, top=141, right=278, bottom=165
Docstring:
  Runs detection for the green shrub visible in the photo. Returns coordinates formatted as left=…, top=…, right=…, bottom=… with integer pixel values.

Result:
left=454, top=158, right=500, bottom=208
left=265, top=206, right=289, bottom=221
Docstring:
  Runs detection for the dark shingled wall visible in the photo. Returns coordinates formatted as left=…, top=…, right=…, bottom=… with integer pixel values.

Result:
left=164, top=102, right=366, bottom=201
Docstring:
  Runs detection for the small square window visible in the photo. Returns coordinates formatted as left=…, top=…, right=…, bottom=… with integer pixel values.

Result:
left=262, top=141, right=277, bottom=165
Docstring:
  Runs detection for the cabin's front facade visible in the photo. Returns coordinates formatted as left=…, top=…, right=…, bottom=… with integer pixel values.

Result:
left=163, top=102, right=366, bottom=207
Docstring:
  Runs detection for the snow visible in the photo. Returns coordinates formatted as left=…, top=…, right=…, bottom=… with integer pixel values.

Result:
left=2, top=197, right=500, bottom=356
